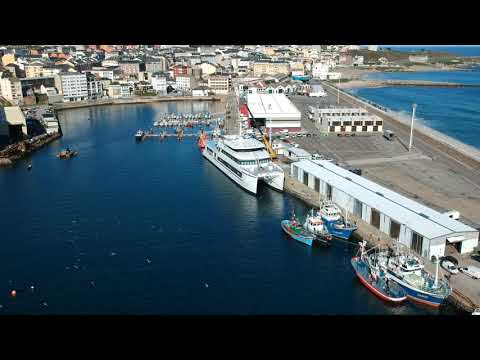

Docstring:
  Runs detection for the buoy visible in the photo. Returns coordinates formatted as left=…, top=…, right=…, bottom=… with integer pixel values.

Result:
left=10, top=290, right=16, bottom=297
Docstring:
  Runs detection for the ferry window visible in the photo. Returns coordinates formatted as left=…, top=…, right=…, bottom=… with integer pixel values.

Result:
left=373, top=126, right=378, bottom=132
left=376, top=121, right=383, bottom=126
left=371, top=209, right=380, bottom=229
left=303, top=171, right=308, bottom=186
left=326, top=183, right=332, bottom=200
left=329, top=126, right=335, bottom=132
left=411, top=232, right=423, bottom=255
left=343, top=121, right=352, bottom=126
left=351, top=126, right=356, bottom=132
left=354, top=121, right=362, bottom=126
left=365, top=121, right=373, bottom=126
left=362, top=126, right=367, bottom=131
left=314, top=177, right=320, bottom=192
left=390, top=220, right=400, bottom=240
left=340, top=126, right=346, bottom=132
left=293, top=165, right=298, bottom=179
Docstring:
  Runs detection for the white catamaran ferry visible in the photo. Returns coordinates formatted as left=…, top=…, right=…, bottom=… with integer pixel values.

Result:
left=202, top=135, right=284, bottom=194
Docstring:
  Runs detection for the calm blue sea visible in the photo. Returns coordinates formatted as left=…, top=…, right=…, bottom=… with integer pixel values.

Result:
left=378, top=46, right=480, bottom=57
left=351, top=69, right=480, bottom=149
left=0, top=102, right=457, bottom=315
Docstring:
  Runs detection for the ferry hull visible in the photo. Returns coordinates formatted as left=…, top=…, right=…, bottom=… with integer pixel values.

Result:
left=203, top=148, right=259, bottom=194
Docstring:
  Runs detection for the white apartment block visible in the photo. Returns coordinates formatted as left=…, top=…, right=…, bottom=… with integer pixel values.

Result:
left=0, top=77, right=23, bottom=105
left=90, top=68, right=114, bottom=80
left=87, top=79, right=103, bottom=100
left=207, top=75, right=230, bottom=95
left=175, top=76, right=195, bottom=92
left=60, top=72, right=88, bottom=102
left=151, top=76, right=167, bottom=94
left=312, top=63, right=330, bottom=80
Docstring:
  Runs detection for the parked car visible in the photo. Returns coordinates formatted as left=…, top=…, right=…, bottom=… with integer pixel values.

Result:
left=441, top=260, right=459, bottom=274
left=459, top=266, right=480, bottom=279
left=383, top=130, right=395, bottom=141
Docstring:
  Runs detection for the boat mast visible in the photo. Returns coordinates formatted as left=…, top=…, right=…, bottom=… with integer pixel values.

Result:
left=434, top=256, right=439, bottom=288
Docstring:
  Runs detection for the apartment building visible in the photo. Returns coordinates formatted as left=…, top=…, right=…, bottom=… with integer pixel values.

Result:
left=253, top=61, right=290, bottom=76
left=145, top=57, right=168, bottom=73
left=60, top=72, right=88, bottom=102
left=119, top=60, right=140, bottom=76
left=207, top=75, right=231, bottom=95
left=0, top=76, right=23, bottom=105
left=86, top=73, right=103, bottom=100
left=151, top=75, right=167, bottom=94
left=175, top=75, right=196, bottom=92
left=24, top=62, right=45, bottom=78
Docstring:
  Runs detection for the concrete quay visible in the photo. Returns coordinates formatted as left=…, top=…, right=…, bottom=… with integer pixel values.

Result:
left=53, top=95, right=224, bottom=111
left=280, top=162, right=479, bottom=313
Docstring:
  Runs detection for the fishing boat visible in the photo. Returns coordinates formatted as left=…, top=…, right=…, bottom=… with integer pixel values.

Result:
left=368, top=247, right=452, bottom=307
left=57, top=148, right=78, bottom=159
left=303, top=209, right=332, bottom=244
left=281, top=212, right=316, bottom=246
left=318, top=200, right=357, bottom=240
left=135, top=130, right=145, bottom=141
left=352, top=241, right=407, bottom=304
left=198, top=130, right=208, bottom=149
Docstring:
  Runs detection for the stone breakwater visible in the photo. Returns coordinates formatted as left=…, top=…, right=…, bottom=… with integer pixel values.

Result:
left=337, top=79, right=480, bottom=89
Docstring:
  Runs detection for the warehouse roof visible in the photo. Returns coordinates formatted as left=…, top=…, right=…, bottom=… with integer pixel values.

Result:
left=294, top=159, right=478, bottom=240
left=247, top=93, right=301, bottom=120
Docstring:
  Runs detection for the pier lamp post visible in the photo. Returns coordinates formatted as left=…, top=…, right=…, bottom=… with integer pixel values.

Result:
left=408, top=103, right=417, bottom=152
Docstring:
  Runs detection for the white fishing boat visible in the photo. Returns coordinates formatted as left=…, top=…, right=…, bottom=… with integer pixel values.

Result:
left=303, top=209, right=332, bottom=243
left=202, top=135, right=284, bottom=194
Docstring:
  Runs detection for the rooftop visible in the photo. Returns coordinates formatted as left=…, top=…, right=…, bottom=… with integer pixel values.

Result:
left=247, top=93, right=301, bottom=120
left=294, top=159, right=478, bottom=240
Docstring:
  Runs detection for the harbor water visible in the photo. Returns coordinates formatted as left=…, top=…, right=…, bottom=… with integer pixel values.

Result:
left=352, top=67, right=480, bottom=149
left=0, top=102, right=459, bottom=314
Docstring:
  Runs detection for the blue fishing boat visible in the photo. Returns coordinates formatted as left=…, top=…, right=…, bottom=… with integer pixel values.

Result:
left=368, top=248, right=451, bottom=307
left=318, top=201, right=357, bottom=240
left=281, top=212, right=315, bottom=246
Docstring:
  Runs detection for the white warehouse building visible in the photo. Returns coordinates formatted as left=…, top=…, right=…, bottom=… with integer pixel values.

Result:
left=247, top=93, right=302, bottom=133
left=291, top=159, right=479, bottom=259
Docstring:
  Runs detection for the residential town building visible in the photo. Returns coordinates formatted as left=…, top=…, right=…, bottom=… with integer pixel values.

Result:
left=86, top=73, right=103, bottom=100
left=119, top=60, right=140, bottom=76
left=151, top=75, right=167, bottom=94
left=60, top=72, right=88, bottom=102
left=24, top=62, right=44, bottom=78
left=207, top=75, right=231, bottom=95
left=253, top=61, right=290, bottom=76
left=0, top=76, right=23, bottom=105
left=175, top=75, right=196, bottom=92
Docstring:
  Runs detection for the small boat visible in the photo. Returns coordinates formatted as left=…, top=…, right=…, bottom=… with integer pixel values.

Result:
left=352, top=241, right=407, bottom=304
left=27, top=164, right=32, bottom=171
left=281, top=212, right=316, bottom=246
left=57, top=148, right=78, bottom=159
left=135, top=130, right=145, bottom=141
left=303, top=209, right=332, bottom=245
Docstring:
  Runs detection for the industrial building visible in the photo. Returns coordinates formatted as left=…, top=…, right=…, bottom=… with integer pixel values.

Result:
left=291, top=159, right=479, bottom=258
left=0, top=105, right=27, bottom=142
left=310, top=107, right=383, bottom=134
left=247, top=93, right=302, bottom=133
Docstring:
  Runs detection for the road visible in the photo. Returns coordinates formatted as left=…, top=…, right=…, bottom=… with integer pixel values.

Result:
left=321, top=82, right=480, bottom=187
